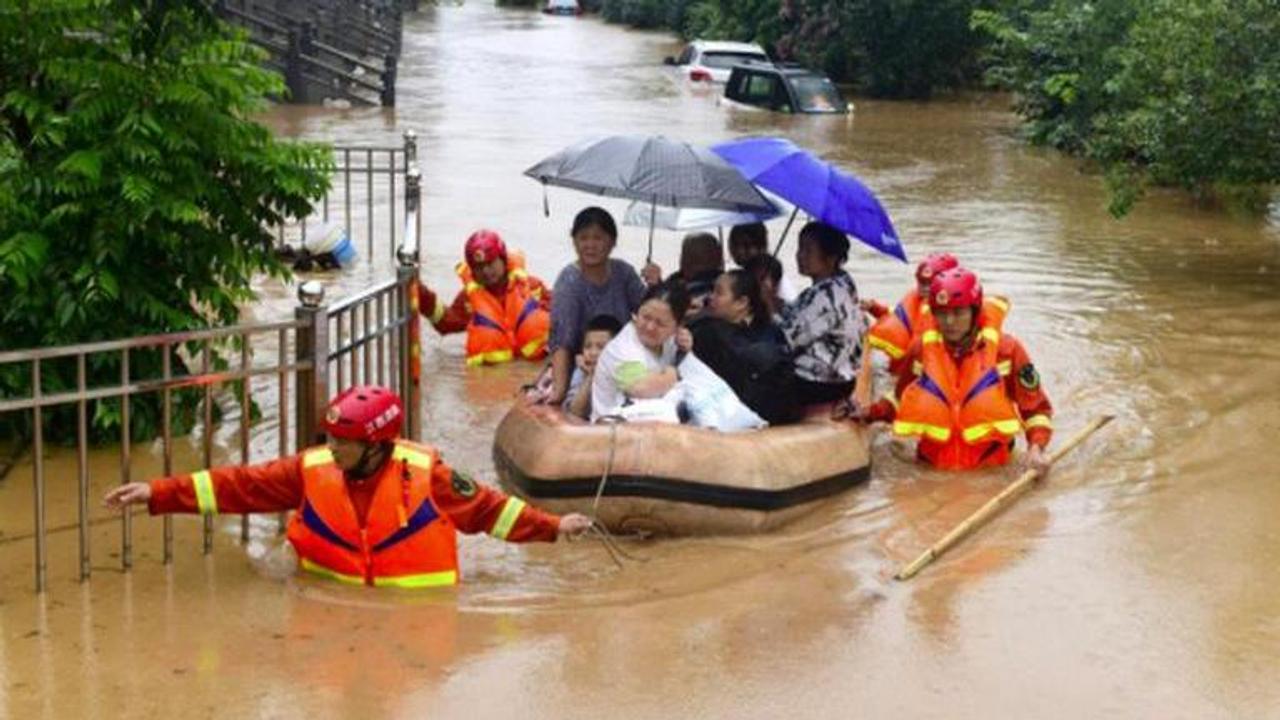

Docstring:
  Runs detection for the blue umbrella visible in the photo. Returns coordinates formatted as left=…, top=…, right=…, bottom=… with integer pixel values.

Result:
left=711, top=137, right=906, bottom=262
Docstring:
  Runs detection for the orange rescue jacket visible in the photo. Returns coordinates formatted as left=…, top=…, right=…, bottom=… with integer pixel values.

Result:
left=286, top=440, right=460, bottom=588
left=867, top=289, right=928, bottom=374
left=891, top=299, right=1023, bottom=470
left=457, top=251, right=550, bottom=366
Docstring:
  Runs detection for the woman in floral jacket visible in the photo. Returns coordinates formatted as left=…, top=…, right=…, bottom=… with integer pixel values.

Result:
left=779, top=221, right=865, bottom=407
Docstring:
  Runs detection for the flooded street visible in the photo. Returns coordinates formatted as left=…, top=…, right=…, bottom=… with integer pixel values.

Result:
left=4, top=3, right=1280, bottom=718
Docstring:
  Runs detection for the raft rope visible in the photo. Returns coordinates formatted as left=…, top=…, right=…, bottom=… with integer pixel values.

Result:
left=583, top=421, right=649, bottom=567
left=590, top=422, right=618, bottom=517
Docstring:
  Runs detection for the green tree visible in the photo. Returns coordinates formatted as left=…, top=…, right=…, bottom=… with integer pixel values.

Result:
left=1091, top=0, right=1280, bottom=214
left=971, top=0, right=1137, bottom=152
left=974, top=0, right=1279, bottom=216
left=780, top=0, right=984, bottom=98
left=0, top=0, right=332, bottom=440
left=683, top=0, right=784, bottom=46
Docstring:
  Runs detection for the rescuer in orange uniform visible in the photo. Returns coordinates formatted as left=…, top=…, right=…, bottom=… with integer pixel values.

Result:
left=857, top=268, right=1054, bottom=476
left=418, top=229, right=552, bottom=366
left=862, top=252, right=960, bottom=375
left=104, top=386, right=592, bottom=588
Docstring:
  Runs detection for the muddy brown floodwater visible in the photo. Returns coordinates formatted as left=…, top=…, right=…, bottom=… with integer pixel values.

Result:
left=3, top=4, right=1279, bottom=719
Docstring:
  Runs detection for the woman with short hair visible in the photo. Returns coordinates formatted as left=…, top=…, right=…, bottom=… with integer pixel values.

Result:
left=779, top=221, right=864, bottom=407
left=542, top=207, right=658, bottom=405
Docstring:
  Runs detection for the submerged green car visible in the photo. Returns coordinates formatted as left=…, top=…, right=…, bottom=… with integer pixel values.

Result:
left=721, top=63, right=853, bottom=115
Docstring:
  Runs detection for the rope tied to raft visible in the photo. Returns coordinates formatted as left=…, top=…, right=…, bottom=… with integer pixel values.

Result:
left=581, top=420, right=648, bottom=567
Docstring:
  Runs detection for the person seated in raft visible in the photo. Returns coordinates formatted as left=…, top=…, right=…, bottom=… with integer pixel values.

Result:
left=852, top=268, right=1054, bottom=477
left=778, top=221, right=865, bottom=408
left=418, top=229, right=552, bottom=366
left=539, top=207, right=662, bottom=406
left=103, top=385, right=592, bottom=589
left=861, top=252, right=960, bottom=376
left=728, top=222, right=798, bottom=302
left=666, top=232, right=724, bottom=313
left=688, top=270, right=802, bottom=425
left=744, top=253, right=785, bottom=321
left=564, top=314, right=623, bottom=420
left=590, top=281, right=692, bottom=422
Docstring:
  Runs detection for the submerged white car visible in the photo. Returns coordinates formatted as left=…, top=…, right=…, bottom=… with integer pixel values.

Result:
left=664, top=40, right=770, bottom=83
left=543, top=0, right=581, bottom=15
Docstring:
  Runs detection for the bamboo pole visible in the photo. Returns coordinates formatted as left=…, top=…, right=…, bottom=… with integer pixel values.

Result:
left=895, top=415, right=1114, bottom=581
left=853, top=334, right=873, bottom=410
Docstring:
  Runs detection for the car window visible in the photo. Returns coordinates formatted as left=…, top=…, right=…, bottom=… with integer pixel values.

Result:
left=700, top=51, right=769, bottom=70
left=677, top=46, right=694, bottom=65
left=791, top=75, right=846, bottom=113
left=743, top=73, right=780, bottom=104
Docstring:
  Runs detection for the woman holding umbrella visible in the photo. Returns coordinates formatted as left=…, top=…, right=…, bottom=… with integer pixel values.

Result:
left=538, top=207, right=660, bottom=406
left=779, top=221, right=865, bottom=409
left=522, top=134, right=776, bottom=405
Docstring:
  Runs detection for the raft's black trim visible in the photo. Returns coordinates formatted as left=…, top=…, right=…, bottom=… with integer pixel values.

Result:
left=494, top=447, right=870, bottom=512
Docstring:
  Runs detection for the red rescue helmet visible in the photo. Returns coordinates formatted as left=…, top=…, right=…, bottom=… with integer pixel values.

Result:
left=916, top=252, right=959, bottom=285
left=464, top=229, right=507, bottom=268
left=322, top=385, right=403, bottom=443
left=929, top=268, right=983, bottom=310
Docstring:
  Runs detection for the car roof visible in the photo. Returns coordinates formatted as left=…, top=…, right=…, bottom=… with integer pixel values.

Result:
left=731, top=63, right=831, bottom=80
left=690, top=40, right=768, bottom=54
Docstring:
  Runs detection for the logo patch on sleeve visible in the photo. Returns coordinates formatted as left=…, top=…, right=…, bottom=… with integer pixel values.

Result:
left=1018, top=363, right=1041, bottom=390
left=451, top=470, right=477, bottom=498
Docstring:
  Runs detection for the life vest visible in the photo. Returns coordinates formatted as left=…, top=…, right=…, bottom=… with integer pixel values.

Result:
left=867, top=289, right=928, bottom=373
left=456, top=251, right=549, bottom=366
left=286, top=440, right=459, bottom=588
left=891, top=298, right=1021, bottom=470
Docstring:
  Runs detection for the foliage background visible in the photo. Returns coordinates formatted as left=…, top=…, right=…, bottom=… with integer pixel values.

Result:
left=595, top=0, right=1277, bottom=213
left=0, top=0, right=332, bottom=441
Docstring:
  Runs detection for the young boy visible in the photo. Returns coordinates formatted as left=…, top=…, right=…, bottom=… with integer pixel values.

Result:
left=565, top=314, right=623, bottom=419
left=728, top=222, right=797, bottom=303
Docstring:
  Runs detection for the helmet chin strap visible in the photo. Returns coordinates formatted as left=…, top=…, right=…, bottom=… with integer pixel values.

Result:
left=347, top=442, right=392, bottom=480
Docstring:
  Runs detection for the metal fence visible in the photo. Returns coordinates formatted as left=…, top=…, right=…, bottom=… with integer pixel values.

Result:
left=0, top=168, right=423, bottom=593
left=278, top=131, right=417, bottom=264
left=216, top=0, right=412, bottom=107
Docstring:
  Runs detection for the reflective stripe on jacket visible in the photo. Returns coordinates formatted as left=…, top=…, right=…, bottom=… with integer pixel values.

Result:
left=892, top=299, right=1021, bottom=470
left=457, top=251, right=550, bottom=366
left=285, top=440, right=460, bottom=588
left=867, top=289, right=927, bottom=374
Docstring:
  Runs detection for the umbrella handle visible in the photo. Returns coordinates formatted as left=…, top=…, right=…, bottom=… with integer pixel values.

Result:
left=772, top=206, right=800, bottom=257
left=646, top=199, right=656, bottom=265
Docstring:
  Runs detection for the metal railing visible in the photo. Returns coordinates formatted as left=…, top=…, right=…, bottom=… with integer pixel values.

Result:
left=216, top=0, right=409, bottom=107
left=278, top=130, right=418, bottom=264
left=0, top=163, right=423, bottom=593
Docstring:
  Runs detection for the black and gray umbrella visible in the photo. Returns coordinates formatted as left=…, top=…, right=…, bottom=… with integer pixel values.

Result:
left=524, top=135, right=775, bottom=260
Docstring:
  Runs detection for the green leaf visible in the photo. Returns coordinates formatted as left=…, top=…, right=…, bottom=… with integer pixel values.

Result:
left=56, top=150, right=104, bottom=182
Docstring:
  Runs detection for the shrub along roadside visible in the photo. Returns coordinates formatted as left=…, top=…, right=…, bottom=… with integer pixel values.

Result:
left=0, top=1, right=332, bottom=443
left=975, top=0, right=1279, bottom=216
left=597, top=0, right=1277, bottom=216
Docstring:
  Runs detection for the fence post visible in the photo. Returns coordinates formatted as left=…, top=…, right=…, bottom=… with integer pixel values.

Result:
left=398, top=167, right=422, bottom=441
left=295, top=281, right=329, bottom=450
left=380, top=54, right=397, bottom=107
left=285, top=28, right=307, bottom=104
left=403, top=128, right=417, bottom=167
left=300, top=20, right=316, bottom=56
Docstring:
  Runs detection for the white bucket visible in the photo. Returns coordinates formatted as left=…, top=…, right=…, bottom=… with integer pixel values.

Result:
left=304, top=220, right=356, bottom=267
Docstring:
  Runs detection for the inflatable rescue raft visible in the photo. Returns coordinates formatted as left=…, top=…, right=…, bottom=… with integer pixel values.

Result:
left=492, top=402, right=871, bottom=536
